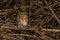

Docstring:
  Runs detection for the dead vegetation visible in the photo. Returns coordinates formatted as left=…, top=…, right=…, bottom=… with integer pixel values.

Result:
left=0, top=0, right=60, bottom=40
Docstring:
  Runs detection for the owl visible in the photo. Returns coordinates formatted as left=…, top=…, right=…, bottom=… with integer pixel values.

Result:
left=18, top=12, right=28, bottom=27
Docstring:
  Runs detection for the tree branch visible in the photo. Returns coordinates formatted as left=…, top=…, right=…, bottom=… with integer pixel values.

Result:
left=44, top=1, right=60, bottom=25
left=42, top=28, right=60, bottom=32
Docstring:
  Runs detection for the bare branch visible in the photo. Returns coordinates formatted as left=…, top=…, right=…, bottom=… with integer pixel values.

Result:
left=42, top=28, right=60, bottom=32
left=45, top=1, right=60, bottom=25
